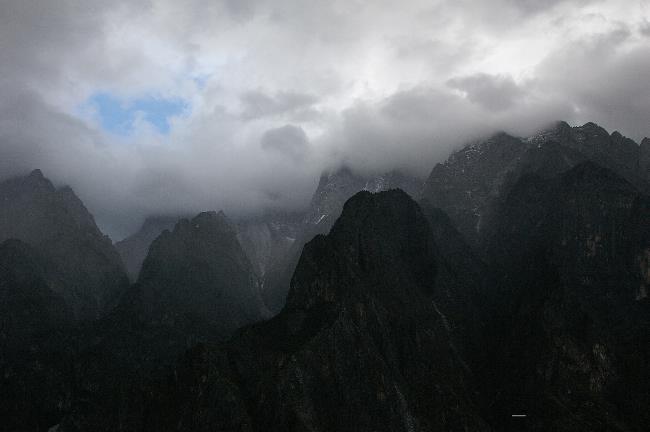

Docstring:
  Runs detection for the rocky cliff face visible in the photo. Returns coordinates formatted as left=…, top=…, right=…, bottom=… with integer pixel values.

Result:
left=235, top=211, right=303, bottom=280
left=423, top=122, right=649, bottom=247
left=0, top=170, right=128, bottom=319
left=422, top=132, right=527, bottom=245
left=115, top=216, right=180, bottom=281
left=138, top=190, right=488, bottom=432
left=480, top=162, right=650, bottom=431
left=305, top=167, right=423, bottom=227
left=263, top=167, right=424, bottom=314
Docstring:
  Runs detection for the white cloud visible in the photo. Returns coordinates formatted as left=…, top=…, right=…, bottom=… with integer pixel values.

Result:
left=0, top=0, right=648, bottom=238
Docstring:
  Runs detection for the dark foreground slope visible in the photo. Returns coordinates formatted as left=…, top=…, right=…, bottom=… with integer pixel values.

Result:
left=0, top=240, right=74, bottom=431
left=480, top=162, right=650, bottom=431
left=0, top=170, right=128, bottom=319
left=132, top=189, right=488, bottom=432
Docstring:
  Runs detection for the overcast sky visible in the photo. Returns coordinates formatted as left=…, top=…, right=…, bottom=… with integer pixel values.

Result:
left=1, top=0, right=649, bottom=239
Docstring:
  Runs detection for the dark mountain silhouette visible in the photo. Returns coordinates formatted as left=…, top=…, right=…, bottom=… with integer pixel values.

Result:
left=0, top=169, right=129, bottom=319
left=58, top=211, right=270, bottom=430
left=423, top=122, right=649, bottom=247
left=2, top=121, right=649, bottom=432
left=136, top=189, right=489, bottom=432
left=110, top=168, right=423, bottom=317
left=116, top=215, right=181, bottom=281
left=131, top=210, right=269, bottom=337
left=263, top=167, right=424, bottom=313
left=0, top=239, right=74, bottom=431
left=480, top=162, right=650, bottom=431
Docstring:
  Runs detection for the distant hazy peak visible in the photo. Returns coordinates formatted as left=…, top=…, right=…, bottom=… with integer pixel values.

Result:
left=28, top=168, right=44, bottom=179
left=2, top=168, right=56, bottom=192
left=168, top=210, right=235, bottom=237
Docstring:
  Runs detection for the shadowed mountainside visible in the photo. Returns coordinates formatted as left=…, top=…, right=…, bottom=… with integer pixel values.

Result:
left=0, top=170, right=128, bottom=319
left=479, top=162, right=650, bottom=431
left=423, top=121, right=650, bottom=248
left=136, top=189, right=489, bottom=432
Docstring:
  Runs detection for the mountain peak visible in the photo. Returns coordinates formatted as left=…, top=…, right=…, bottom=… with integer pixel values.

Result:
left=0, top=171, right=128, bottom=319
left=134, top=209, right=267, bottom=339
left=489, top=130, right=517, bottom=141
left=18, top=168, right=55, bottom=191
left=116, top=215, right=182, bottom=281
left=555, top=120, right=571, bottom=130
left=579, top=121, right=603, bottom=130
left=575, top=121, right=610, bottom=139
left=338, top=188, right=413, bottom=219
left=233, top=187, right=486, bottom=431
left=287, top=188, right=436, bottom=310
left=188, top=210, right=233, bottom=232
left=525, top=120, right=572, bottom=144
left=28, top=168, right=44, bottom=179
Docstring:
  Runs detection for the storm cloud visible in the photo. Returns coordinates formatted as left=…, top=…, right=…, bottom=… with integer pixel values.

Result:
left=447, top=74, right=525, bottom=111
left=0, top=0, right=648, bottom=238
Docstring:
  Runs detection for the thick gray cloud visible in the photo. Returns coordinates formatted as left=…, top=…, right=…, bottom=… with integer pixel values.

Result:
left=240, top=91, right=318, bottom=120
left=534, top=27, right=650, bottom=140
left=641, top=20, right=650, bottom=37
left=447, top=74, right=525, bottom=111
left=260, top=125, right=309, bottom=160
left=0, top=0, right=648, bottom=239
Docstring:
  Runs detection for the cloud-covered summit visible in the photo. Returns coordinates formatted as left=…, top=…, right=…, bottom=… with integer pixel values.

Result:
left=0, top=0, right=648, bottom=238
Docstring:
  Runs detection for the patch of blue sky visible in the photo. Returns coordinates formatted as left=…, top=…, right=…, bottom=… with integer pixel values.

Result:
left=87, top=92, right=188, bottom=135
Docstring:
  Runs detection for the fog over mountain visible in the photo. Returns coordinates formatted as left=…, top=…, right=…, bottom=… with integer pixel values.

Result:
left=1, top=0, right=649, bottom=239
